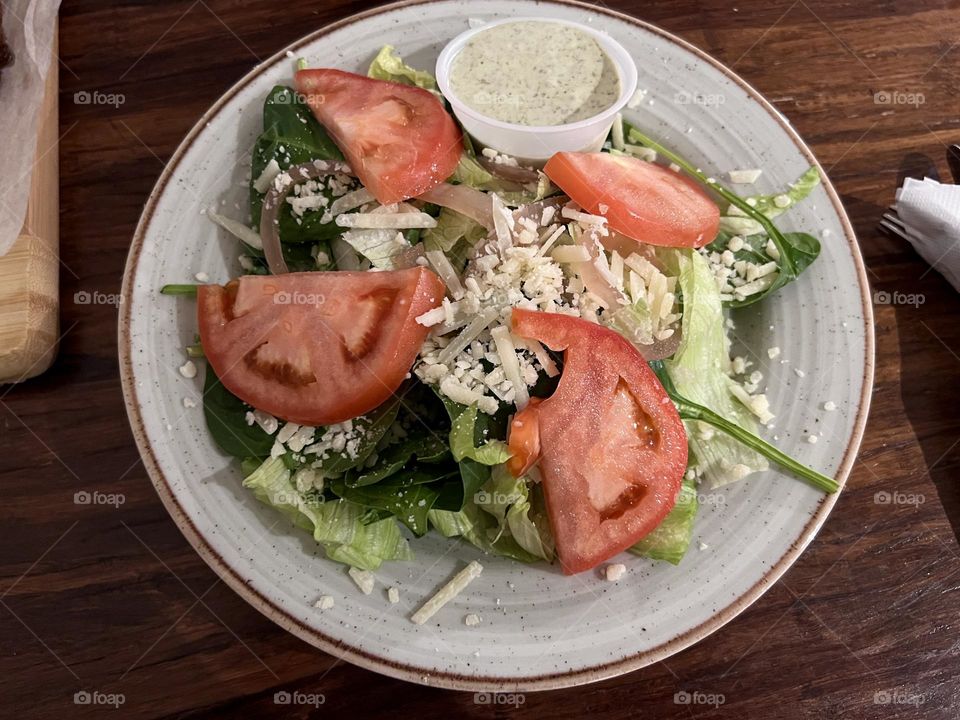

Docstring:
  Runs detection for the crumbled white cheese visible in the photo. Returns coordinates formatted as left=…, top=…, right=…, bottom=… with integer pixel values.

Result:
left=604, top=563, right=627, bottom=582
left=276, top=422, right=300, bottom=445
left=250, top=410, right=278, bottom=435
left=182, top=397, right=197, bottom=409
left=773, top=194, right=792, bottom=208
left=314, top=595, right=335, bottom=610
left=628, top=88, right=647, bottom=108
left=293, top=467, right=323, bottom=493
left=480, top=146, right=520, bottom=166
left=178, top=360, right=197, bottom=379
left=387, top=587, right=400, bottom=604
left=767, top=346, right=781, bottom=359
left=348, top=567, right=376, bottom=595
left=302, top=420, right=368, bottom=463
left=794, top=368, right=806, bottom=378
left=252, top=158, right=282, bottom=193
left=194, top=271, right=209, bottom=283
left=410, top=561, right=483, bottom=625
left=823, top=401, right=837, bottom=411
left=464, top=613, right=481, bottom=626
left=807, top=435, right=818, bottom=444
left=698, top=541, right=710, bottom=551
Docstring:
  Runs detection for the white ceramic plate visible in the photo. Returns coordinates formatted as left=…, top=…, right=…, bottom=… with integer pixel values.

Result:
left=119, top=0, right=874, bottom=691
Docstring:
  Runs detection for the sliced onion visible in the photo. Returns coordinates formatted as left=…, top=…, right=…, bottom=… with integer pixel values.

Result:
left=419, top=183, right=495, bottom=230
left=260, top=159, right=353, bottom=274
left=476, top=154, right=540, bottom=184
left=511, top=195, right=567, bottom=228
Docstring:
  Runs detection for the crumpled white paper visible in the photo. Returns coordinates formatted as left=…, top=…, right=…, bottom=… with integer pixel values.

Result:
left=896, top=177, right=960, bottom=292
left=0, top=0, right=61, bottom=257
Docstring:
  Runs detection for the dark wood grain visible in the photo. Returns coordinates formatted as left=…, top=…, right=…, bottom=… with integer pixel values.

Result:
left=1, top=0, right=959, bottom=717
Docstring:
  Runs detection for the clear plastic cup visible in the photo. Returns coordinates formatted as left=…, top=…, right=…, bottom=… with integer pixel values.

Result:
left=436, top=17, right=639, bottom=165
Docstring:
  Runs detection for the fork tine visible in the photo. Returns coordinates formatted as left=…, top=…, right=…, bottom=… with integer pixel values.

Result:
left=879, top=215, right=910, bottom=240
left=882, top=210, right=905, bottom=228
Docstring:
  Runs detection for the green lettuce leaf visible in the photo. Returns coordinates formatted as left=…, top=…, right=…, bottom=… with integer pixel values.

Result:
left=475, top=466, right=553, bottom=560
left=367, top=45, right=440, bottom=95
left=449, top=403, right=511, bottom=465
left=423, top=207, right=486, bottom=255
left=427, top=499, right=541, bottom=563
left=339, top=228, right=413, bottom=270
left=630, top=473, right=698, bottom=564
left=663, top=249, right=768, bottom=485
left=243, top=457, right=412, bottom=569
left=452, top=152, right=496, bottom=187
left=329, top=471, right=453, bottom=536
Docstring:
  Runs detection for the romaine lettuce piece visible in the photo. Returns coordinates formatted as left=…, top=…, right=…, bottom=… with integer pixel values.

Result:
left=662, top=249, right=769, bottom=486
left=243, top=457, right=413, bottom=569
left=449, top=404, right=512, bottom=465
left=630, top=474, right=698, bottom=564
left=367, top=45, right=439, bottom=95
left=475, top=466, right=553, bottom=561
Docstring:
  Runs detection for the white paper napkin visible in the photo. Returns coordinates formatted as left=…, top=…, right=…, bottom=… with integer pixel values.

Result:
left=895, top=176, right=960, bottom=292
left=0, top=0, right=61, bottom=257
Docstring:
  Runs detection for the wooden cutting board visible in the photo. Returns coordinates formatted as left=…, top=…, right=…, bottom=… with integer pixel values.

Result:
left=0, top=35, right=59, bottom=384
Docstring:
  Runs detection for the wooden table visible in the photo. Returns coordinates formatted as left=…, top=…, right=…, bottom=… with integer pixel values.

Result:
left=2, top=0, right=958, bottom=717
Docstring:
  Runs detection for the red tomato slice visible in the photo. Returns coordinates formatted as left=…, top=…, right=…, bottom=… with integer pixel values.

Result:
left=543, top=151, right=720, bottom=248
left=198, top=268, right=444, bottom=426
left=295, top=69, right=463, bottom=205
left=508, top=309, right=688, bottom=574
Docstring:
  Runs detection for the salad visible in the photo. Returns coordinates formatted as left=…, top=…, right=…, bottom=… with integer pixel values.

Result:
left=162, top=45, right=834, bottom=577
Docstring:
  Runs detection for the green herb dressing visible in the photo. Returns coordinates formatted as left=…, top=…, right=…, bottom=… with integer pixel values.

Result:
left=449, top=21, right=621, bottom=126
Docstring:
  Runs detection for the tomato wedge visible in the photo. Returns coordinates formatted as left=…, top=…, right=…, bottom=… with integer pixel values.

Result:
left=543, top=151, right=720, bottom=248
left=295, top=69, right=463, bottom=205
left=508, top=309, right=688, bottom=574
left=198, top=268, right=444, bottom=426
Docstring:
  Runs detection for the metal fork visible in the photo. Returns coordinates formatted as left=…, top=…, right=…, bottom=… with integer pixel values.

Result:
left=880, top=145, right=960, bottom=240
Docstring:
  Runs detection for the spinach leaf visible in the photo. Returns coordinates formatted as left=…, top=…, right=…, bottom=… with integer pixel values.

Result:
left=239, top=240, right=330, bottom=274
left=316, top=396, right=402, bottom=475
left=432, top=458, right=489, bottom=512
left=330, top=466, right=458, bottom=536
left=623, top=122, right=822, bottom=308
left=746, top=166, right=821, bottom=220
left=250, top=85, right=345, bottom=245
left=345, top=432, right=449, bottom=487
left=704, top=231, right=821, bottom=308
left=649, top=360, right=838, bottom=493
left=203, top=363, right=274, bottom=459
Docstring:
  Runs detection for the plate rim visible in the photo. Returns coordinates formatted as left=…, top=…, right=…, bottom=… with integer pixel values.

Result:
left=118, top=0, right=875, bottom=692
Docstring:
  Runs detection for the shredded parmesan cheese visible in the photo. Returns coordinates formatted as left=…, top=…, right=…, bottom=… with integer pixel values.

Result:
left=252, top=159, right=282, bottom=193
left=426, top=249, right=466, bottom=300
left=410, top=561, right=483, bottom=625
left=336, top=211, right=437, bottom=229
left=491, top=325, right=529, bottom=409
